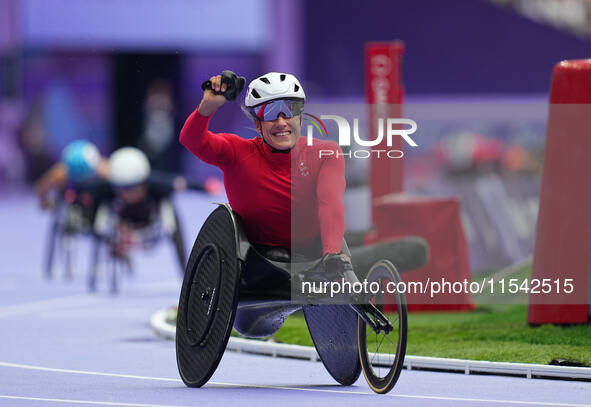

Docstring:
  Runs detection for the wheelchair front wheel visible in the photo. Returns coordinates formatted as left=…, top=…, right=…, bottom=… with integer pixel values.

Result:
left=357, top=260, right=407, bottom=394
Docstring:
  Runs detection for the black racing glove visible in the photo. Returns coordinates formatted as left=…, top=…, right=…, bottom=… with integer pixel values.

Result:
left=296, top=253, right=354, bottom=284
left=201, top=70, right=246, bottom=101
left=322, top=253, right=354, bottom=276
left=293, top=252, right=360, bottom=303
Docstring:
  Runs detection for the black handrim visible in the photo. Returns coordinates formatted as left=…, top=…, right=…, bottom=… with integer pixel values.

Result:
left=357, top=260, right=407, bottom=394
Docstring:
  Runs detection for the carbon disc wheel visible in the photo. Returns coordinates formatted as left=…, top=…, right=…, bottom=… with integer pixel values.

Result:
left=357, top=260, right=407, bottom=394
left=176, top=206, right=242, bottom=387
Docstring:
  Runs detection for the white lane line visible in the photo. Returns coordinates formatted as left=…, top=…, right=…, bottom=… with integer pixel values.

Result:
left=0, top=295, right=98, bottom=319
left=0, top=362, right=179, bottom=382
left=0, top=278, right=179, bottom=319
left=1, top=361, right=590, bottom=407
left=126, top=279, right=180, bottom=294
left=36, top=308, right=149, bottom=319
left=393, top=395, right=591, bottom=407
left=0, top=395, right=189, bottom=407
left=207, top=382, right=591, bottom=406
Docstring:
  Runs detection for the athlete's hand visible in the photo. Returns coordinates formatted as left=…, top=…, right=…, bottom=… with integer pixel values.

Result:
left=322, top=253, right=354, bottom=275
left=198, top=74, right=228, bottom=116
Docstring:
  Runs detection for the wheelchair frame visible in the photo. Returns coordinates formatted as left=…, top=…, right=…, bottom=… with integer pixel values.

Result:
left=44, top=194, right=97, bottom=280
left=88, top=197, right=187, bottom=293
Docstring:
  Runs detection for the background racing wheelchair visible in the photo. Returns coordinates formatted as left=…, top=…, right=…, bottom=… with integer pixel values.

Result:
left=39, top=143, right=219, bottom=293
left=176, top=204, right=428, bottom=394
left=37, top=140, right=106, bottom=280
left=43, top=183, right=104, bottom=280
left=89, top=188, right=186, bottom=294
left=88, top=146, right=202, bottom=294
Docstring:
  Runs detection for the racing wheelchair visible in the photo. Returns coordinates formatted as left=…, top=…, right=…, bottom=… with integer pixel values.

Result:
left=176, top=204, right=426, bottom=394
left=44, top=188, right=100, bottom=280
left=88, top=196, right=186, bottom=294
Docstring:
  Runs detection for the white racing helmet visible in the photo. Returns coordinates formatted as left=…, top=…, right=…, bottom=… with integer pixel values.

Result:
left=244, top=72, right=306, bottom=107
left=108, top=147, right=151, bottom=187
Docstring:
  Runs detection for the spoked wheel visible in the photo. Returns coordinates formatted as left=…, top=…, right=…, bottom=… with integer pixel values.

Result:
left=357, top=260, right=407, bottom=394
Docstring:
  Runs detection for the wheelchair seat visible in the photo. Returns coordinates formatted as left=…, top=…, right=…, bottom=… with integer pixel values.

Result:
left=234, top=230, right=326, bottom=307
left=252, top=245, right=291, bottom=262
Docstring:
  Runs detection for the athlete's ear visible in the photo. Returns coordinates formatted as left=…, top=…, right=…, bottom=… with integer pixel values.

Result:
left=254, top=119, right=262, bottom=136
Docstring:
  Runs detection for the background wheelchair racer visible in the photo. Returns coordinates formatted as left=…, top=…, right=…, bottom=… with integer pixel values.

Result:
left=35, top=140, right=222, bottom=289
left=91, top=146, right=222, bottom=292
left=35, top=140, right=109, bottom=279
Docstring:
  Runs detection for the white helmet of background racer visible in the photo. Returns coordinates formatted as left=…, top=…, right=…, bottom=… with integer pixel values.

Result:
left=108, top=147, right=151, bottom=187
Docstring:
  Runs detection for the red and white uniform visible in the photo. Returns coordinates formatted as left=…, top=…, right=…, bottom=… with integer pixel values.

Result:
left=180, top=109, right=345, bottom=254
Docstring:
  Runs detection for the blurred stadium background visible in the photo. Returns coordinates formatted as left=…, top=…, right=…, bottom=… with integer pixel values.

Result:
left=1, top=0, right=591, bottom=275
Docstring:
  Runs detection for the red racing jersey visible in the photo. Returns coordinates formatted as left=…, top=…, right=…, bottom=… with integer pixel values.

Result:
left=180, top=109, right=345, bottom=254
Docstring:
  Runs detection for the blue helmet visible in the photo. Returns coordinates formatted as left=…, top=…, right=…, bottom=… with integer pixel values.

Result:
left=61, top=140, right=101, bottom=183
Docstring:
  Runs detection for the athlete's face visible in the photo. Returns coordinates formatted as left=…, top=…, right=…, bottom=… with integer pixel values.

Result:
left=256, top=113, right=301, bottom=150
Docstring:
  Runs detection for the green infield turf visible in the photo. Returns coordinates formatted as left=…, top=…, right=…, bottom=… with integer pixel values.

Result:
left=272, top=262, right=591, bottom=366
left=170, top=262, right=591, bottom=365
left=272, top=304, right=591, bottom=365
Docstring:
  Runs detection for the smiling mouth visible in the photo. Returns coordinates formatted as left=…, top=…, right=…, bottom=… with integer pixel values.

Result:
left=272, top=131, right=291, bottom=138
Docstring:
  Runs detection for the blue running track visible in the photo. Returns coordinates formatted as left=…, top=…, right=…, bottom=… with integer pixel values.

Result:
left=0, top=192, right=590, bottom=407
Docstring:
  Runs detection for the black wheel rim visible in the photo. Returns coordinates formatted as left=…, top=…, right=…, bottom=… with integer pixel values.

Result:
left=358, top=260, right=407, bottom=394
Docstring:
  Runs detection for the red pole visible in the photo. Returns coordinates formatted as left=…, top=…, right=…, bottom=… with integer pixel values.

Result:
left=365, top=41, right=405, bottom=226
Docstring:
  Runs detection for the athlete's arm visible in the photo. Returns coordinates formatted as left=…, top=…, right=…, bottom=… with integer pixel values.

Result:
left=34, top=163, right=68, bottom=209
left=316, top=145, right=347, bottom=255
left=179, top=74, right=239, bottom=168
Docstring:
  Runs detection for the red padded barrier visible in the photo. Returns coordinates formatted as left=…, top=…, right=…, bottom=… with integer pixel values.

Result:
left=374, top=194, right=475, bottom=311
left=528, top=60, right=591, bottom=324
